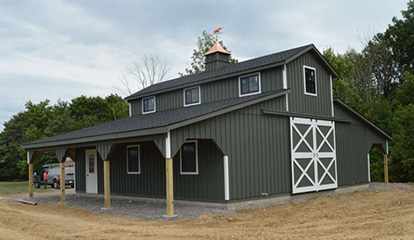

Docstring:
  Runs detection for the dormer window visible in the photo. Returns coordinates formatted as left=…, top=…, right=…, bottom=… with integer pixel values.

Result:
left=303, top=66, right=317, bottom=96
left=183, top=86, right=201, bottom=107
left=142, top=96, right=156, bottom=114
left=239, top=73, right=261, bottom=97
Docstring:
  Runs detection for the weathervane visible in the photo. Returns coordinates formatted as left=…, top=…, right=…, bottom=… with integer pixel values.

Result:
left=212, top=26, right=223, bottom=35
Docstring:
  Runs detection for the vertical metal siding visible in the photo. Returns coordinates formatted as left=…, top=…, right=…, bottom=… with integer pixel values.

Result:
left=75, top=148, right=86, bottom=192
left=75, top=141, right=224, bottom=201
left=97, top=142, right=166, bottom=197
left=334, top=103, right=386, bottom=186
left=129, top=66, right=284, bottom=115
left=173, top=139, right=224, bottom=201
left=287, top=51, right=332, bottom=117
left=171, top=96, right=291, bottom=200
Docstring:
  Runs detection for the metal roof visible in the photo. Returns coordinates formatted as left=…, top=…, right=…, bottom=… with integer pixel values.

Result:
left=23, top=90, right=288, bottom=149
left=125, top=44, right=336, bottom=101
left=334, top=99, right=392, bottom=140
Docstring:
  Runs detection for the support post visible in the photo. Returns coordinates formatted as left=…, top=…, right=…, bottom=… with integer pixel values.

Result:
left=27, top=151, right=33, bottom=198
left=97, top=142, right=112, bottom=209
left=367, top=153, right=371, bottom=183
left=384, top=154, right=389, bottom=184
left=28, top=163, right=34, bottom=198
left=103, top=160, right=111, bottom=209
left=223, top=155, right=230, bottom=201
left=384, top=140, right=389, bottom=184
left=59, top=161, right=65, bottom=205
left=164, top=131, right=175, bottom=217
left=55, top=148, right=67, bottom=206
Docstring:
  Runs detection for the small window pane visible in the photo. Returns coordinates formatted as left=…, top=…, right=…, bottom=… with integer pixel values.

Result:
left=88, top=154, right=95, bottom=174
left=127, top=146, right=140, bottom=173
left=181, top=142, right=197, bottom=173
left=184, top=87, right=200, bottom=105
left=240, top=74, right=260, bottom=96
left=143, top=96, right=155, bottom=113
left=305, top=68, right=316, bottom=94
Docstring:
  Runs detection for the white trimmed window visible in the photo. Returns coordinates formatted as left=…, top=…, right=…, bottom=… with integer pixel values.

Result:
left=239, top=73, right=261, bottom=97
left=180, top=140, right=198, bottom=175
left=127, top=145, right=141, bottom=174
left=183, top=86, right=201, bottom=107
left=142, top=96, right=156, bottom=114
left=303, top=66, right=317, bottom=96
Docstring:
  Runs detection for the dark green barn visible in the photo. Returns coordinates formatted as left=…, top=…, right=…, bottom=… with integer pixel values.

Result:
left=23, top=43, right=391, bottom=216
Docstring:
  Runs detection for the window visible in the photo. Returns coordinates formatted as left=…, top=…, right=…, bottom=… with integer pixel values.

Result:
left=303, top=66, right=317, bottom=96
left=142, top=96, right=156, bottom=114
left=183, top=86, right=201, bottom=107
left=127, top=145, right=140, bottom=174
left=180, top=141, right=198, bottom=175
left=88, top=153, right=95, bottom=174
left=239, top=73, right=261, bottom=97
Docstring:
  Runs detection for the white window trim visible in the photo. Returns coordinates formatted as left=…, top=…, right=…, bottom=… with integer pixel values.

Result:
left=180, top=140, right=199, bottom=175
left=142, top=96, right=156, bottom=114
left=127, top=144, right=141, bottom=174
left=183, top=86, right=201, bottom=107
left=238, top=72, right=261, bottom=97
left=303, top=65, right=317, bottom=96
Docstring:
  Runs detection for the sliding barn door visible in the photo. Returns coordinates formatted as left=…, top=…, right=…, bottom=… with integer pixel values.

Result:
left=290, top=117, right=337, bottom=194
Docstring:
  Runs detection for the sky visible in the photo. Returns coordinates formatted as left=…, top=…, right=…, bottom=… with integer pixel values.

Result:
left=0, top=0, right=408, bottom=130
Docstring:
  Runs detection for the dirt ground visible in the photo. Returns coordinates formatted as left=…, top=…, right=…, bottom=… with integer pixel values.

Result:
left=0, top=184, right=414, bottom=240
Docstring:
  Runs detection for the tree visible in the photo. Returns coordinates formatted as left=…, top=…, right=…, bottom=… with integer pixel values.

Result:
left=391, top=104, right=414, bottom=181
left=363, top=35, right=399, bottom=98
left=119, top=55, right=169, bottom=95
left=180, top=30, right=237, bottom=76
left=0, top=95, right=128, bottom=180
left=383, top=0, right=414, bottom=79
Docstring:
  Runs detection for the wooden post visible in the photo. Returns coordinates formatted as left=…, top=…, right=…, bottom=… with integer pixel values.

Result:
left=164, top=131, right=175, bottom=217
left=384, top=140, right=389, bottom=184
left=384, top=154, right=389, bottom=184
left=59, top=161, right=65, bottom=205
left=103, top=160, right=111, bottom=209
left=28, top=162, right=33, bottom=198
left=165, top=158, right=174, bottom=216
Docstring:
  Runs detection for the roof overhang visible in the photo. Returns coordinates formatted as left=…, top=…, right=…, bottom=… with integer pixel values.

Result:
left=285, top=44, right=338, bottom=79
left=125, top=62, right=285, bottom=101
left=24, top=90, right=289, bottom=151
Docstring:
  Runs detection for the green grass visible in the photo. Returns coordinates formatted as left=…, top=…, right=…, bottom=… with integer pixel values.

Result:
left=0, top=181, right=50, bottom=196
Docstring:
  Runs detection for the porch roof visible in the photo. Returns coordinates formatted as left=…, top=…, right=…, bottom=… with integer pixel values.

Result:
left=23, top=89, right=288, bottom=150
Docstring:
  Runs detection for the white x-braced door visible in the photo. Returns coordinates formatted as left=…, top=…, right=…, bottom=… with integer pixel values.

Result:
left=290, top=117, right=337, bottom=194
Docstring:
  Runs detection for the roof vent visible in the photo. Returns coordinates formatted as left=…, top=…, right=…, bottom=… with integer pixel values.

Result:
left=205, top=42, right=231, bottom=72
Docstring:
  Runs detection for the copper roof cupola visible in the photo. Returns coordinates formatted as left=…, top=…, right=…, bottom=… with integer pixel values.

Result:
left=205, top=41, right=231, bottom=72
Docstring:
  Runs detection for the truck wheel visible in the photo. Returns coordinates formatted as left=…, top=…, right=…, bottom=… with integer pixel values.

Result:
left=53, top=181, right=59, bottom=189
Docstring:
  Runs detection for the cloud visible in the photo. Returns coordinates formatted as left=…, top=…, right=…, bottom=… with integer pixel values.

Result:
left=0, top=0, right=408, bottom=130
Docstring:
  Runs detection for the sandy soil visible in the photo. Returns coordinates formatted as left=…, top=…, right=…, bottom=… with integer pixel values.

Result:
left=0, top=184, right=413, bottom=240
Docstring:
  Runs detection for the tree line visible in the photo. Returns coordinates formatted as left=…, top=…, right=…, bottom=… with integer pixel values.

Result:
left=323, top=1, right=414, bottom=182
left=0, top=95, right=128, bottom=180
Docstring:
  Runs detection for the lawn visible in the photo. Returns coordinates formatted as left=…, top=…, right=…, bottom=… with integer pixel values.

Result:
left=0, top=181, right=49, bottom=196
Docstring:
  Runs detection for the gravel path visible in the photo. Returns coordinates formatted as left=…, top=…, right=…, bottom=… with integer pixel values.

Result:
left=19, top=190, right=231, bottom=219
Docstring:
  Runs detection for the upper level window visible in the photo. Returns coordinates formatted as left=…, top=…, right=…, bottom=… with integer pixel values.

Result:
left=127, top=145, right=141, bottom=174
left=183, top=86, right=201, bottom=107
left=239, top=73, right=261, bottom=97
left=180, top=140, right=198, bottom=175
left=142, top=96, right=156, bottom=114
left=303, top=66, right=317, bottom=96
